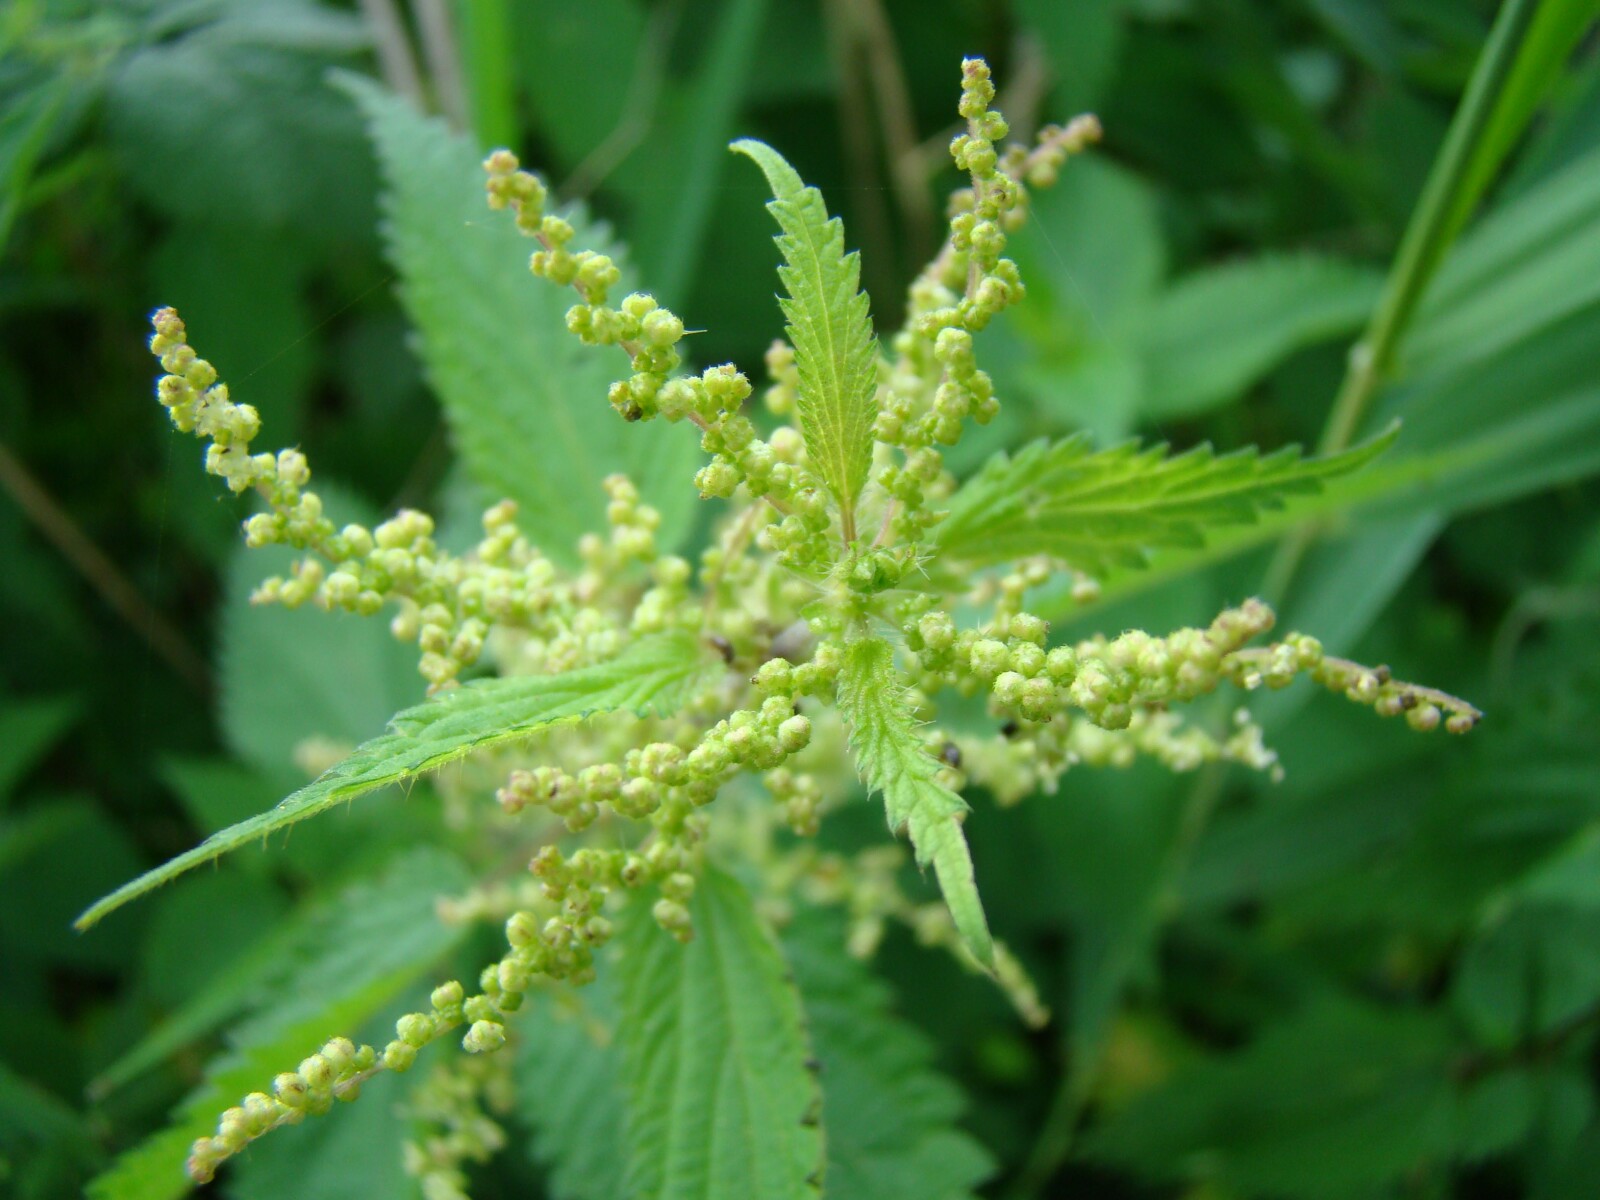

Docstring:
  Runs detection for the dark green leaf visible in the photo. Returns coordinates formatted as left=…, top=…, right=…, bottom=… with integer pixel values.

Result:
left=784, top=909, right=993, bottom=1200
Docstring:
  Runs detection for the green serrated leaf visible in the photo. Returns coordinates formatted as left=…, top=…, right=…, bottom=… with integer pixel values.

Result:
left=935, top=424, right=1398, bottom=576
left=731, top=138, right=878, bottom=539
left=77, top=634, right=717, bottom=929
left=836, top=638, right=994, bottom=970
left=784, top=909, right=993, bottom=1200
left=340, top=74, right=700, bottom=565
left=616, top=867, right=824, bottom=1200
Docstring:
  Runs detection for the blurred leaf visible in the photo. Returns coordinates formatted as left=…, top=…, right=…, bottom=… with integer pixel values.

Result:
left=137, top=869, right=287, bottom=1007
left=0, top=1058, right=99, bottom=1200
left=1017, top=0, right=1127, bottom=114
left=1083, top=997, right=1512, bottom=1198
left=79, top=632, right=716, bottom=929
left=0, top=692, right=76, bottom=804
left=1407, top=145, right=1600, bottom=377
left=343, top=74, right=702, bottom=563
left=92, top=918, right=304, bottom=1099
left=1, top=799, right=143, bottom=966
left=631, top=0, right=770, bottom=303
left=733, top=138, right=877, bottom=534
left=1533, top=1119, right=1600, bottom=1200
left=512, top=0, right=645, bottom=169
left=517, top=980, right=628, bottom=1200
left=183, top=0, right=371, bottom=55
left=616, top=867, right=823, bottom=1200
left=838, top=637, right=994, bottom=970
left=1137, top=255, right=1382, bottom=419
left=936, top=424, right=1396, bottom=575
left=106, top=23, right=374, bottom=244
left=784, top=909, right=994, bottom=1200
left=1455, top=904, right=1600, bottom=1049
left=86, top=847, right=469, bottom=1200
left=0, top=70, right=77, bottom=253
left=1435, top=0, right=1600, bottom=251
left=1012, top=157, right=1165, bottom=340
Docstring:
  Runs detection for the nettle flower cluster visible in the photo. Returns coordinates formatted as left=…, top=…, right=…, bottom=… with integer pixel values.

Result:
left=116, top=58, right=1480, bottom=1189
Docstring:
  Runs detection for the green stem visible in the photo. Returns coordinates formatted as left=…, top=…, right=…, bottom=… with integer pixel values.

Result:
left=1318, top=0, right=1539, bottom=456
left=1264, top=0, right=1541, bottom=602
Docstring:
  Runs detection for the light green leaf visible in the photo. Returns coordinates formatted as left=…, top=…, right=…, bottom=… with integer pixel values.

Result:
left=86, top=848, right=470, bottom=1200
left=784, top=909, right=994, bottom=1200
left=837, top=638, right=994, bottom=970
left=1138, top=254, right=1383, bottom=419
left=341, top=74, right=700, bottom=565
left=935, top=425, right=1398, bottom=576
left=77, top=633, right=717, bottom=929
left=1406, top=145, right=1600, bottom=377
left=616, top=867, right=823, bottom=1200
left=731, top=138, right=878, bottom=539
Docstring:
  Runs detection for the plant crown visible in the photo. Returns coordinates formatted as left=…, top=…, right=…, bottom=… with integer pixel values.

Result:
left=83, top=57, right=1479, bottom=1193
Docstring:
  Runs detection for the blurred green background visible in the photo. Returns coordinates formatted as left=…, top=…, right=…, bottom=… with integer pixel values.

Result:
left=3, top=0, right=1600, bottom=1197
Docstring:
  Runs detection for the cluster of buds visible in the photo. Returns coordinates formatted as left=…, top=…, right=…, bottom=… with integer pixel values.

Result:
left=485, top=151, right=833, bottom=572
left=148, top=309, right=713, bottom=691
left=187, top=1034, right=382, bottom=1182
left=872, top=60, right=1101, bottom=548
left=798, top=845, right=1049, bottom=1029
left=1226, top=641, right=1482, bottom=733
left=402, top=1055, right=511, bottom=1200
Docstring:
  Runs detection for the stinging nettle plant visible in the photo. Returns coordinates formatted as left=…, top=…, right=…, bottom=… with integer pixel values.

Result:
left=82, top=58, right=1481, bottom=1196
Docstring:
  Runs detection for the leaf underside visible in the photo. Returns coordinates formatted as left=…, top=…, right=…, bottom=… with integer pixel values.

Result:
left=77, top=634, right=717, bottom=930
left=617, top=867, right=824, bottom=1200
left=731, top=138, right=878, bottom=533
left=934, top=422, right=1400, bottom=575
left=836, top=637, right=995, bottom=970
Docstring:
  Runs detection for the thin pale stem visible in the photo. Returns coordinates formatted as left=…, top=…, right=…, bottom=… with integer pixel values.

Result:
left=357, top=0, right=424, bottom=108
left=414, top=0, right=470, bottom=132
left=0, top=441, right=211, bottom=696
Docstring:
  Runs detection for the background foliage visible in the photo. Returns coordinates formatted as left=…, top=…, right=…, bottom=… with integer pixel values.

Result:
left=3, top=0, right=1599, bottom=1196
